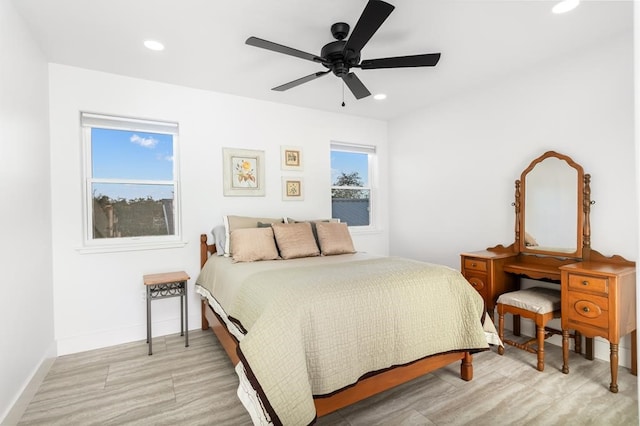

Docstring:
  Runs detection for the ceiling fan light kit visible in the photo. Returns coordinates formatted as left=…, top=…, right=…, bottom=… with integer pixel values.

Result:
left=245, top=0, right=441, bottom=102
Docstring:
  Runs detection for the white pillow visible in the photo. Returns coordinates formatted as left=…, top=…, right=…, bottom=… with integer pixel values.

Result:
left=211, top=225, right=226, bottom=256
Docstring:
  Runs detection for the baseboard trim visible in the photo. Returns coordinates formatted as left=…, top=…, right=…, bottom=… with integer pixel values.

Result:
left=1, top=342, right=56, bottom=425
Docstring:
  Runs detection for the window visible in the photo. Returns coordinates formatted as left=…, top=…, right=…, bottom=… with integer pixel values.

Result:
left=81, top=113, right=180, bottom=248
left=330, top=142, right=375, bottom=227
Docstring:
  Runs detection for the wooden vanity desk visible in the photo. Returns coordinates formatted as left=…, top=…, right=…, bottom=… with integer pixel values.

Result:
left=461, top=151, right=637, bottom=393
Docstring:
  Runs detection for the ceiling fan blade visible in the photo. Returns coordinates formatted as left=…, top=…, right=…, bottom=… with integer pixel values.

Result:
left=342, top=73, right=371, bottom=99
left=343, top=0, right=395, bottom=55
left=246, top=36, right=326, bottom=64
left=272, top=71, right=330, bottom=92
left=360, top=53, right=441, bottom=69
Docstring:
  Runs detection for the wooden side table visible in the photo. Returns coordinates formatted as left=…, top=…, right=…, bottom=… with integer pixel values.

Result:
left=143, top=270, right=190, bottom=355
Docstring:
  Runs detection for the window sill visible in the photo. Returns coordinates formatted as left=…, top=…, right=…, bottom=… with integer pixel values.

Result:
left=348, top=227, right=383, bottom=235
left=77, top=240, right=188, bottom=254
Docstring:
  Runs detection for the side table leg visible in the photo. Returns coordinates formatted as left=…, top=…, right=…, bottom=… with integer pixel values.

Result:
left=185, top=282, right=189, bottom=348
left=147, top=286, right=152, bottom=356
left=180, top=287, right=184, bottom=337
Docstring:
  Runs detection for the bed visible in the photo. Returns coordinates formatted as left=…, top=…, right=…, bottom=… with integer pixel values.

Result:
left=196, top=219, right=495, bottom=425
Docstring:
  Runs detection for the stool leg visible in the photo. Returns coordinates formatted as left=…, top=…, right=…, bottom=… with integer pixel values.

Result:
left=562, top=329, right=570, bottom=374
left=498, top=307, right=505, bottom=355
left=536, top=324, right=545, bottom=371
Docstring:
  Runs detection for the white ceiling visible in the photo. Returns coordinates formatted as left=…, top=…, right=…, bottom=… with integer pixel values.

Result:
left=12, top=0, right=633, bottom=120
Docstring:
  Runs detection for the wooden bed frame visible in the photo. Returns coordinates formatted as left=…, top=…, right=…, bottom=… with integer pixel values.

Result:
left=198, top=233, right=474, bottom=417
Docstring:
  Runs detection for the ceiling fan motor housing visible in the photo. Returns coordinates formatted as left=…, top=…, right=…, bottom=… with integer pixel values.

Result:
left=321, top=39, right=360, bottom=77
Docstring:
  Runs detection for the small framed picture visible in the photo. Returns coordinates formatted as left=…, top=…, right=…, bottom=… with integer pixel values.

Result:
left=282, top=177, right=304, bottom=201
left=222, top=148, right=265, bottom=196
left=281, top=146, right=303, bottom=171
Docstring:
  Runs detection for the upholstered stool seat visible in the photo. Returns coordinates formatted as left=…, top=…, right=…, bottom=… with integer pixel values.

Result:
left=497, top=287, right=578, bottom=371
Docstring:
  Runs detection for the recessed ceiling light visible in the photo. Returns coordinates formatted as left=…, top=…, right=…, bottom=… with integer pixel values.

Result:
left=144, top=40, right=165, bottom=51
left=552, top=0, right=580, bottom=14
left=373, top=93, right=387, bottom=100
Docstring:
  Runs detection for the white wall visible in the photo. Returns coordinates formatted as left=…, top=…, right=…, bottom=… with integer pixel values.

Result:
left=48, top=64, right=389, bottom=355
left=388, top=31, right=636, bottom=367
left=0, top=0, right=55, bottom=421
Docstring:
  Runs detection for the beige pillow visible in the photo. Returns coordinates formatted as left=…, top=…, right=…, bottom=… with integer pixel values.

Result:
left=223, top=215, right=283, bottom=256
left=315, top=222, right=356, bottom=256
left=271, top=222, right=320, bottom=260
left=230, top=227, right=279, bottom=262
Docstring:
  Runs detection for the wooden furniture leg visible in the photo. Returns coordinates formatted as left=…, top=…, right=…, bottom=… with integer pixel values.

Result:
left=497, top=310, right=505, bottom=355
left=461, top=352, right=473, bottom=381
left=201, top=298, right=210, bottom=330
left=609, top=342, right=619, bottom=393
left=562, top=329, right=570, bottom=374
left=513, top=314, right=521, bottom=336
left=536, top=324, right=545, bottom=372
left=586, top=337, right=594, bottom=360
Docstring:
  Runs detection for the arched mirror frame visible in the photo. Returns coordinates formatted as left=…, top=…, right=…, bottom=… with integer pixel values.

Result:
left=515, top=151, right=589, bottom=259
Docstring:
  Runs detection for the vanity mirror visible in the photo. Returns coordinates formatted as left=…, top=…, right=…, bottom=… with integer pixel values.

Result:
left=518, top=151, right=585, bottom=258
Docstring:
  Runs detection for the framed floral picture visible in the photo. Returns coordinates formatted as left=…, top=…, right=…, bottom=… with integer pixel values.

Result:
left=282, top=177, right=304, bottom=201
left=222, top=148, right=265, bottom=196
left=281, top=146, right=303, bottom=171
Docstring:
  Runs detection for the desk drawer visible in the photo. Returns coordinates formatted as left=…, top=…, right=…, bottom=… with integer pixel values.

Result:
left=566, top=291, right=609, bottom=330
left=463, top=273, right=488, bottom=301
left=464, top=258, right=488, bottom=273
left=567, top=273, right=608, bottom=295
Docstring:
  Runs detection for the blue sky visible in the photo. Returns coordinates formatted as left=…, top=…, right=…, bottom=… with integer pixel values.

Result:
left=331, top=151, right=368, bottom=186
left=91, top=128, right=174, bottom=200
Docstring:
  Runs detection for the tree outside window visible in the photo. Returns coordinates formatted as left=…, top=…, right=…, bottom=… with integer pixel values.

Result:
left=331, top=144, right=374, bottom=227
left=82, top=113, right=180, bottom=246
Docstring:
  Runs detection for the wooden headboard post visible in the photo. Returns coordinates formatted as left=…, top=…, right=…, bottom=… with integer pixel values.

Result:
left=200, top=233, right=217, bottom=269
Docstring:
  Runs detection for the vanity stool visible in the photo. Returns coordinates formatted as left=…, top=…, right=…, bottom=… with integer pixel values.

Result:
left=497, top=287, right=577, bottom=371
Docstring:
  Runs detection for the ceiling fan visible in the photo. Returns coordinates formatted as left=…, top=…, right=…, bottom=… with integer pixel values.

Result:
left=245, top=0, right=441, bottom=100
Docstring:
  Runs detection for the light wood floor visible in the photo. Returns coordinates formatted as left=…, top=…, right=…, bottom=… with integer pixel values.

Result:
left=15, top=329, right=638, bottom=425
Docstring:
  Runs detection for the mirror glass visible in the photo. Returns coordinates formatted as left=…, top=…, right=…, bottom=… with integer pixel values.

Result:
left=520, top=152, right=583, bottom=257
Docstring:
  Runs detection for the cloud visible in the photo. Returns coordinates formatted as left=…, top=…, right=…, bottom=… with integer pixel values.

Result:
left=155, top=153, right=173, bottom=162
left=130, top=134, right=158, bottom=148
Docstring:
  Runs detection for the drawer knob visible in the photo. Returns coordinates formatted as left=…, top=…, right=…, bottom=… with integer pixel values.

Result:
left=583, top=306, right=590, bottom=313
left=471, top=263, right=477, bottom=267
left=582, top=280, right=589, bottom=286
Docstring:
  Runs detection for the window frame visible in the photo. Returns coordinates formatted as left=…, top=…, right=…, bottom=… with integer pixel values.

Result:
left=330, top=142, right=377, bottom=231
left=80, top=112, right=183, bottom=252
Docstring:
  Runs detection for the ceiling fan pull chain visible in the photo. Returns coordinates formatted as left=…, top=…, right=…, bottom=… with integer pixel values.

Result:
left=342, top=82, right=346, bottom=107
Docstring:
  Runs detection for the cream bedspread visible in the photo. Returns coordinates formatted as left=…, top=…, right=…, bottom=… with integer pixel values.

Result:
left=197, top=254, right=490, bottom=425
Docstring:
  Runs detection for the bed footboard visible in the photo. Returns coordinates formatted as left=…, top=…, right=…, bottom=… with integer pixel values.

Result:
left=199, top=297, right=473, bottom=416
